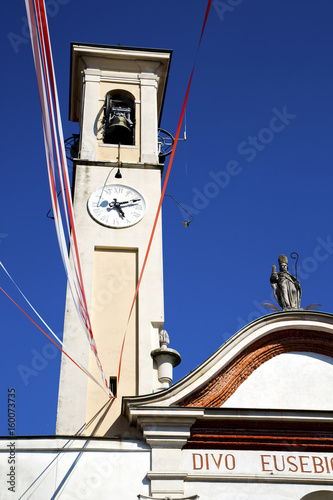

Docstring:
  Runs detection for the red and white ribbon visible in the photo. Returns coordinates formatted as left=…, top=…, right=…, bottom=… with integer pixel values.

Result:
left=0, top=262, right=108, bottom=395
left=25, top=0, right=111, bottom=397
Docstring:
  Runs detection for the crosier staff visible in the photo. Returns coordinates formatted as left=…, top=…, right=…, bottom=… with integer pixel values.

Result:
left=290, top=252, right=299, bottom=281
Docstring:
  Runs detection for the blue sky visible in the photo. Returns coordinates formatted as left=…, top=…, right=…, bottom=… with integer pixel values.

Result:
left=1, top=0, right=333, bottom=435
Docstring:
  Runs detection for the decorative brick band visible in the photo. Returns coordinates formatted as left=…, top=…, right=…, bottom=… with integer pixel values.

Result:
left=185, top=419, right=333, bottom=451
left=179, top=329, right=333, bottom=408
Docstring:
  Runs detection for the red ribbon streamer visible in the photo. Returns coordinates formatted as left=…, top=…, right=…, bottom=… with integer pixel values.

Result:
left=0, top=285, right=108, bottom=392
left=118, top=0, right=212, bottom=386
left=25, top=0, right=110, bottom=395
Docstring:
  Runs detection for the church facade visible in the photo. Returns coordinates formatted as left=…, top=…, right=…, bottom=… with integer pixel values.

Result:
left=3, top=310, right=333, bottom=499
left=1, top=43, right=333, bottom=499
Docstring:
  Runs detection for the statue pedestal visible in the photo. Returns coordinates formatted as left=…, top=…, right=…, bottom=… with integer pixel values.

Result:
left=151, top=347, right=181, bottom=390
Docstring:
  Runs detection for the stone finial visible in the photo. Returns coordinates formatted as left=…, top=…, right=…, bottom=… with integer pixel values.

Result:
left=151, top=329, right=181, bottom=390
left=159, top=329, right=170, bottom=349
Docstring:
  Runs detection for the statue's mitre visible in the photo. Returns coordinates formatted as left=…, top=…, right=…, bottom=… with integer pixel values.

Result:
left=278, top=254, right=288, bottom=265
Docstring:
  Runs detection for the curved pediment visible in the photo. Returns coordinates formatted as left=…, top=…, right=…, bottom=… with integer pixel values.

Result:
left=124, top=311, right=333, bottom=413
left=178, top=329, right=333, bottom=409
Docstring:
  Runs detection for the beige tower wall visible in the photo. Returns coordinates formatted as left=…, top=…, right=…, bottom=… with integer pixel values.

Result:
left=56, top=162, right=164, bottom=437
left=86, top=248, right=137, bottom=435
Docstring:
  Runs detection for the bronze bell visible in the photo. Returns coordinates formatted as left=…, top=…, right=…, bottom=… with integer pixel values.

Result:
left=104, top=115, right=133, bottom=145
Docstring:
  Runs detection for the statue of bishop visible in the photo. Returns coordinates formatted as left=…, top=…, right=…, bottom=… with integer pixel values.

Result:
left=270, top=254, right=302, bottom=310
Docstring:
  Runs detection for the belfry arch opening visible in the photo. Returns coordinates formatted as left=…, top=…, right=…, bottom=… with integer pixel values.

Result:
left=103, top=91, right=135, bottom=146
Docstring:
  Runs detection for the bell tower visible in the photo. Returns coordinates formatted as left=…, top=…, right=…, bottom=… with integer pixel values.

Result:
left=56, top=44, right=172, bottom=436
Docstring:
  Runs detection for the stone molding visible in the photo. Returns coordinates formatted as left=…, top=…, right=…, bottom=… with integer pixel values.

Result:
left=138, top=416, right=196, bottom=448
left=138, top=496, right=199, bottom=500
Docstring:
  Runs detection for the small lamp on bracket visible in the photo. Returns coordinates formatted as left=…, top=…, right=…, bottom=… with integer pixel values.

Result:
left=165, top=194, right=194, bottom=228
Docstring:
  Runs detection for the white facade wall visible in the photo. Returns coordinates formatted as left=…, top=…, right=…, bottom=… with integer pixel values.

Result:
left=1, top=438, right=333, bottom=499
left=0, top=438, right=150, bottom=499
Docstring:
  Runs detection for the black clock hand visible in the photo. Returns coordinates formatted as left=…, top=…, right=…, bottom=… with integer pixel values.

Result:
left=109, top=198, right=125, bottom=217
left=118, top=198, right=141, bottom=205
left=119, top=202, right=140, bottom=209
left=116, top=207, right=125, bottom=217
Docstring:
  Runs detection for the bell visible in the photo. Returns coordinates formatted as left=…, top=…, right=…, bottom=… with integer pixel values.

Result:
left=104, top=115, right=133, bottom=145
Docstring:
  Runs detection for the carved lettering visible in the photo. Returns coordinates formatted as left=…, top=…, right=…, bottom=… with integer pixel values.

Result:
left=260, top=454, right=333, bottom=474
left=225, top=454, right=236, bottom=470
left=211, top=454, right=223, bottom=469
left=261, top=455, right=272, bottom=472
left=192, top=454, right=203, bottom=470
left=273, top=455, right=285, bottom=472
left=191, top=452, right=333, bottom=475
left=313, top=456, right=324, bottom=473
left=299, top=456, right=311, bottom=473
left=325, top=457, right=330, bottom=473
left=286, top=456, right=298, bottom=472
left=192, top=453, right=236, bottom=471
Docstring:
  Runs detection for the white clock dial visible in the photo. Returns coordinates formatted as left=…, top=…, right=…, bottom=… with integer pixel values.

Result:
left=88, top=184, right=146, bottom=228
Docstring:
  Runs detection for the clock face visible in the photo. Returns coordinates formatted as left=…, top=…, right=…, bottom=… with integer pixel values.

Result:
left=87, top=184, right=146, bottom=228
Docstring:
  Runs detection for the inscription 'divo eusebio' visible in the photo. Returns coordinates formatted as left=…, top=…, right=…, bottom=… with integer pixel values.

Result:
left=192, top=453, right=333, bottom=474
